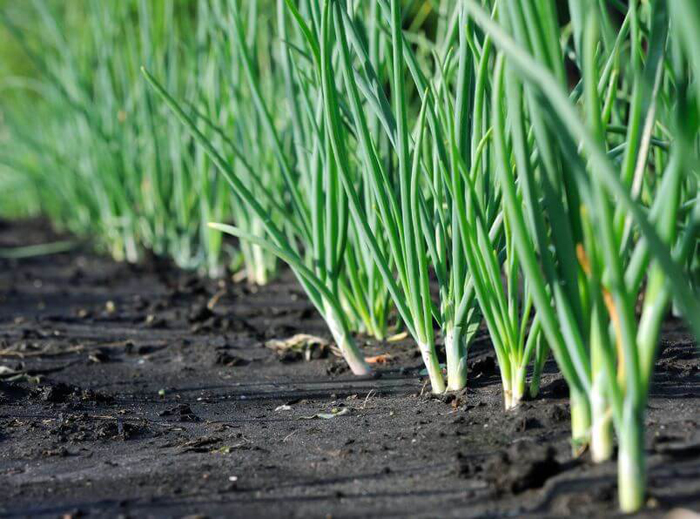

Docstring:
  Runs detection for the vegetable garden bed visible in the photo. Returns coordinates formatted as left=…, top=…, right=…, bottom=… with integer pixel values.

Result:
left=2, top=0, right=700, bottom=516
left=0, top=219, right=698, bottom=519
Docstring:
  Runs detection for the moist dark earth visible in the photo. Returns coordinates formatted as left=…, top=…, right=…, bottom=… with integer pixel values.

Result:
left=0, top=219, right=698, bottom=519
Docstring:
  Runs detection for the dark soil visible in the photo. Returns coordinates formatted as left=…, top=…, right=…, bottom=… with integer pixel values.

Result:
left=0, top=219, right=698, bottom=519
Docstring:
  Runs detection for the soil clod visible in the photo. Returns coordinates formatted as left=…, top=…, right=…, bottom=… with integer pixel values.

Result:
left=484, top=440, right=562, bottom=494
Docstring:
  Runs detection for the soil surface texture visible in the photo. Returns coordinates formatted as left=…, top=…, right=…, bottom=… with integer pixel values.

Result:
left=0, top=219, right=699, bottom=519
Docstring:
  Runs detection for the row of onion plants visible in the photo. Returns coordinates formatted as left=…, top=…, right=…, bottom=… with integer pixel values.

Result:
left=2, top=0, right=698, bottom=512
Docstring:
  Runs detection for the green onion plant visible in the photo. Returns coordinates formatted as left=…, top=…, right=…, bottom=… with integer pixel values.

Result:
left=466, top=0, right=700, bottom=511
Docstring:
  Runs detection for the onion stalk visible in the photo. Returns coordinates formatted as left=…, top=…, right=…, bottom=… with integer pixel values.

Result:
left=141, top=65, right=371, bottom=376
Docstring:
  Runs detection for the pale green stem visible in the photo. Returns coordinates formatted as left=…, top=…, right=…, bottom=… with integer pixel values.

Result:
left=590, top=372, right=614, bottom=463
left=571, top=388, right=591, bottom=456
left=419, top=339, right=446, bottom=394
left=618, top=403, right=646, bottom=513
left=507, top=364, right=526, bottom=410
left=445, top=324, right=468, bottom=391
left=323, top=300, right=371, bottom=376
left=502, top=375, right=513, bottom=410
